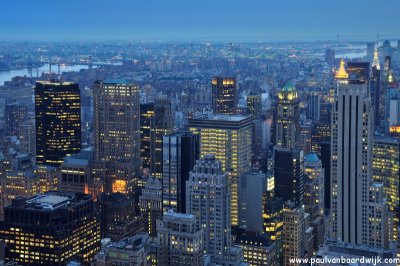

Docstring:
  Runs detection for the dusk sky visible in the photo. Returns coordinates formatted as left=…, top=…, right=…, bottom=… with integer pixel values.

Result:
left=1, top=0, right=400, bottom=42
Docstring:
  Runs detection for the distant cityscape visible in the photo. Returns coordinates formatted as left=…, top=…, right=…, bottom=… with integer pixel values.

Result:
left=0, top=34, right=399, bottom=266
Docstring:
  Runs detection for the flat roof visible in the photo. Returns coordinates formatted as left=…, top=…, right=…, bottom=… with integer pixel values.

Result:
left=191, top=113, right=251, bottom=122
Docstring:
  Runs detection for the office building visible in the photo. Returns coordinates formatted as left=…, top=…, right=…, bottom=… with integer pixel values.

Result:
left=162, top=131, right=199, bottom=213
left=0, top=192, right=100, bottom=265
left=34, top=164, right=59, bottom=193
left=373, top=136, right=400, bottom=242
left=371, top=49, right=382, bottom=126
left=325, top=49, right=335, bottom=66
left=188, top=114, right=253, bottom=226
left=239, top=172, right=267, bottom=232
left=4, top=103, right=27, bottom=138
left=93, top=233, right=157, bottom=266
left=275, top=82, right=300, bottom=149
left=211, top=76, right=237, bottom=114
left=186, top=155, right=231, bottom=260
left=98, top=192, right=143, bottom=241
left=307, top=93, right=321, bottom=121
left=139, top=176, right=163, bottom=236
left=35, top=81, right=81, bottom=167
left=150, top=96, right=173, bottom=179
left=93, top=79, right=141, bottom=194
left=140, top=102, right=155, bottom=171
left=156, top=210, right=204, bottom=266
left=274, top=148, right=304, bottom=206
left=347, top=62, right=370, bottom=83
left=246, top=93, right=262, bottom=117
left=235, top=232, right=277, bottom=266
left=262, top=191, right=284, bottom=241
left=331, top=61, right=390, bottom=248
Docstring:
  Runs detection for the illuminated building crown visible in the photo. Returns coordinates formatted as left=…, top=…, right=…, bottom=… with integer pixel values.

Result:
left=335, top=59, right=348, bottom=79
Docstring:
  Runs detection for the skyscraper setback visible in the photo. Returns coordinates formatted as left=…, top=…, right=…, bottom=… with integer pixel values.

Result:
left=35, top=81, right=81, bottom=167
left=93, top=79, right=141, bottom=194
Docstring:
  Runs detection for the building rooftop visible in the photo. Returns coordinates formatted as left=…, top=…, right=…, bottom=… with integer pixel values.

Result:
left=103, top=79, right=133, bottom=85
left=305, top=152, right=319, bottom=163
left=190, top=113, right=251, bottom=122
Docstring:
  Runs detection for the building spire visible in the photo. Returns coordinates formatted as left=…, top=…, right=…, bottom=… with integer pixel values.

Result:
left=372, top=48, right=380, bottom=70
left=335, top=59, right=348, bottom=79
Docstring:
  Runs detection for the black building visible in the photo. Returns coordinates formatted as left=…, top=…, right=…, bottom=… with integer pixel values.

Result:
left=140, top=102, right=155, bottom=171
left=162, top=131, right=200, bottom=213
left=0, top=192, right=100, bottom=265
left=35, top=81, right=81, bottom=167
left=320, top=141, right=331, bottom=213
left=346, top=62, right=370, bottom=83
left=211, top=76, right=237, bottom=115
left=274, top=148, right=304, bottom=207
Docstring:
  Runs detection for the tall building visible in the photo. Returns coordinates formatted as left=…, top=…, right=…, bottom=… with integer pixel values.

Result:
left=211, top=76, right=237, bottom=114
left=367, top=42, right=375, bottom=64
left=239, top=172, right=267, bottom=232
left=371, top=49, right=382, bottom=126
left=325, top=49, right=335, bottom=66
left=347, top=62, right=370, bottom=83
left=162, top=132, right=199, bottom=213
left=34, top=164, right=59, bottom=193
left=156, top=210, right=204, bottom=266
left=331, top=60, right=390, bottom=248
left=235, top=232, right=277, bottom=266
left=282, top=203, right=312, bottom=266
left=93, top=233, right=157, bottom=266
left=98, top=192, right=143, bottom=241
left=0, top=192, right=100, bottom=265
left=274, top=148, right=304, bottom=207
left=373, top=136, right=400, bottom=242
left=4, top=103, right=27, bottom=138
left=246, top=93, right=262, bottom=117
left=188, top=114, right=253, bottom=226
left=93, top=79, right=141, bottom=194
left=303, top=153, right=325, bottom=252
left=307, top=93, right=321, bottom=121
left=262, top=191, right=284, bottom=242
left=150, top=96, right=173, bottom=179
left=139, top=176, right=163, bottom=236
left=275, top=82, right=300, bottom=149
left=140, top=102, right=155, bottom=171
left=186, top=155, right=231, bottom=260
left=35, top=81, right=81, bottom=167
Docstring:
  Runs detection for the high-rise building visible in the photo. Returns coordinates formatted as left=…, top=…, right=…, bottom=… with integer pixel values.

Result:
left=347, top=62, right=370, bottom=83
left=156, top=210, right=204, bottom=266
left=373, top=136, right=400, bottom=242
left=140, top=102, right=155, bottom=171
left=98, top=192, right=143, bottom=241
left=239, top=172, right=267, bottom=232
left=139, top=176, right=163, bottom=236
left=282, top=203, right=312, bottom=266
left=186, top=155, right=231, bottom=260
left=188, top=114, right=253, bottom=226
left=307, top=93, right=321, bottom=121
left=93, top=233, right=157, bottom=266
left=303, top=153, right=325, bottom=252
left=0, top=192, right=100, bottom=265
left=274, top=148, right=304, bottom=207
left=34, top=164, right=59, bottom=193
left=93, top=79, right=141, bottom=194
left=331, top=61, right=390, bottom=248
left=235, top=232, right=278, bottom=266
left=4, top=102, right=27, bottom=138
left=211, top=76, right=237, bottom=114
left=150, top=96, right=173, bottom=179
left=246, top=93, right=262, bottom=117
left=35, top=81, right=81, bottom=167
left=367, top=42, right=375, bottom=64
left=162, top=131, right=199, bottom=213
left=371, top=49, right=382, bottom=126
left=262, top=191, right=283, bottom=242
left=275, top=82, right=300, bottom=149
left=325, top=49, right=335, bottom=66
left=18, top=113, right=36, bottom=157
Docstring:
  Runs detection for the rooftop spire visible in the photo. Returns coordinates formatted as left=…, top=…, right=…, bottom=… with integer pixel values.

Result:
left=335, top=59, right=348, bottom=79
left=372, top=48, right=380, bottom=70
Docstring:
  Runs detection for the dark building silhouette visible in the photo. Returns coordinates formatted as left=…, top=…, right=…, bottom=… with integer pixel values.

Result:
left=274, top=148, right=304, bottom=207
left=140, top=102, right=155, bottom=171
left=0, top=192, right=100, bottom=265
left=346, top=62, right=370, bottom=83
left=35, top=81, right=81, bottom=167
left=211, top=76, right=237, bottom=114
left=162, top=131, right=200, bottom=213
left=5, top=102, right=27, bottom=137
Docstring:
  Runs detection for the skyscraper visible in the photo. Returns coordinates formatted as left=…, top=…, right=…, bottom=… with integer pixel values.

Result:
left=307, top=93, right=320, bottom=121
left=188, top=114, right=253, bottom=226
left=139, top=176, right=163, bottom=236
left=274, top=148, right=304, bottom=207
left=186, top=155, right=231, bottom=260
left=211, top=76, right=237, bottom=114
left=331, top=61, right=390, bottom=248
left=162, top=131, right=200, bottom=213
left=156, top=210, right=204, bottom=266
left=0, top=192, right=100, bottom=265
left=246, top=93, right=262, bottom=117
left=150, top=96, right=173, bottom=179
left=371, top=49, right=382, bottom=126
left=93, top=79, right=141, bottom=193
left=275, top=82, right=300, bottom=149
left=140, top=102, right=155, bottom=171
left=35, top=81, right=81, bottom=167
left=4, top=102, right=27, bottom=138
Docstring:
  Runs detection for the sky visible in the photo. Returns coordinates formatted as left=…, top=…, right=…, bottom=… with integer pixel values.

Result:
left=1, top=0, right=399, bottom=42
